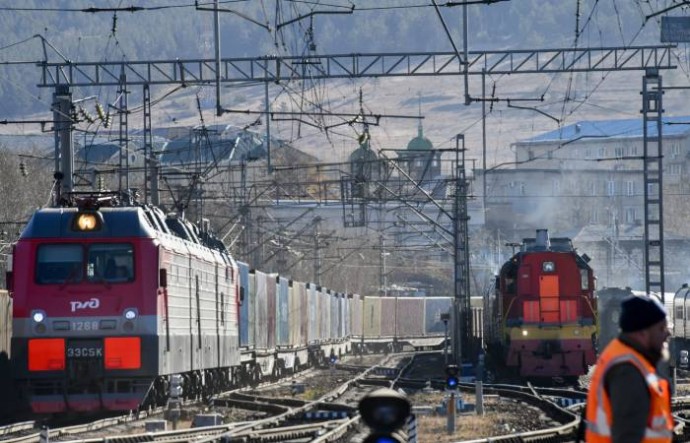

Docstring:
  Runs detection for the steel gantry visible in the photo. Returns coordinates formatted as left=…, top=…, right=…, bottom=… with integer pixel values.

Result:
left=38, top=46, right=676, bottom=86
left=37, top=44, right=676, bottom=364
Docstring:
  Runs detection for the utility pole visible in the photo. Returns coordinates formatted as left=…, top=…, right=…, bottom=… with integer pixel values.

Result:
left=453, top=134, right=471, bottom=364
left=117, top=73, right=130, bottom=195
left=52, top=84, right=73, bottom=205
left=641, top=68, right=665, bottom=301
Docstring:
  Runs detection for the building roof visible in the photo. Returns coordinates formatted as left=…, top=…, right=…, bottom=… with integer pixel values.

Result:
left=519, top=116, right=690, bottom=144
left=573, top=223, right=687, bottom=243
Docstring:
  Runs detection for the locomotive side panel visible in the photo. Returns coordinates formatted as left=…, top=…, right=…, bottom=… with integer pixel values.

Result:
left=1, top=290, right=10, bottom=356
left=238, top=262, right=250, bottom=347
left=217, top=255, right=239, bottom=369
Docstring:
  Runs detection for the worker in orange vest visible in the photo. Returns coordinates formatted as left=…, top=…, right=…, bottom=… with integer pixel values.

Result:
left=584, top=294, right=673, bottom=442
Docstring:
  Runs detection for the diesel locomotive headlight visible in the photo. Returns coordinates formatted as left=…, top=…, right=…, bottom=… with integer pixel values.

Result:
left=542, top=261, right=555, bottom=272
left=32, top=310, right=46, bottom=323
left=124, top=308, right=138, bottom=320
left=522, top=329, right=529, bottom=336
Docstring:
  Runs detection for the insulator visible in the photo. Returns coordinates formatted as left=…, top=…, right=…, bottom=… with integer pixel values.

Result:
left=19, top=161, right=27, bottom=177
left=96, top=103, right=106, bottom=121
left=97, top=176, right=105, bottom=190
left=104, top=112, right=112, bottom=128
left=81, top=108, right=95, bottom=124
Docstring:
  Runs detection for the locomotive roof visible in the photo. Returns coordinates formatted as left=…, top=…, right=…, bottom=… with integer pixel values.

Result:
left=19, top=206, right=157, bottom=239
left=521, top=236, right=574, bottom=252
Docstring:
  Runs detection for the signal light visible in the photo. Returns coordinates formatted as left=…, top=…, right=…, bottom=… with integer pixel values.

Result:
left=445, top=364, right=459, bottom=390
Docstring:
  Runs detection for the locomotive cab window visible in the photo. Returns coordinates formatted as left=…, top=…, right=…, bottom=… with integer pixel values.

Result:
left=36, top=245, right=83, bottom=284
left=36, top=243, right=134, bottom=284
left=88, top=243, right=134, bottom=283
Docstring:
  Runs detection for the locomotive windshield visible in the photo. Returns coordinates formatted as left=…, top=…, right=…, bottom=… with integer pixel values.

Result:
left=36, top=243, right=134, bottom=284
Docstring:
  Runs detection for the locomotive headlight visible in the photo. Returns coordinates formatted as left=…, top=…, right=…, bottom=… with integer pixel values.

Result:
left=76, top=213, right=98, bottom=231
left=123, top=308, right=138, bottom=320
left=542, top=261, right=555, bottom=273
left=32, top=310, right=46, bottom=323
left=522, top=329, right=529, bottom=336
left=72, top=211, right=102, bottom=232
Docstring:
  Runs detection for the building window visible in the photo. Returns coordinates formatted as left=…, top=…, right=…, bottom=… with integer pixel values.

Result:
left=599, top=147, right=606, bottom=158
left=528, top=150, right=535, bottom=160
left=672, top=143, right=681, bottom=157
left=607, top=180, right=615, bottom=196
left=615, top=147, right=624, bottom=159
left=553, top=179, right=561, bottom=195
left=585, top=148, right=591, bottom=159
left=625, top=207, right=637, bottom=223
left=626, top=181, right=635, bottom=196
left=590, top=180, right=597, bottom=196
left=519, top=182, right=525, bottom=196
left=669, top=164, right=682, bottom=176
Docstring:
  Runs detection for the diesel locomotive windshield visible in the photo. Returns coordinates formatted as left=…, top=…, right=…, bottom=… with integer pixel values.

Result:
left=36, top=243, right=134, bottom=284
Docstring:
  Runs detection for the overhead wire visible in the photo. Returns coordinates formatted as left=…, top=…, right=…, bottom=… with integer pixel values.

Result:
left=0, top=0, right=250, bottom=13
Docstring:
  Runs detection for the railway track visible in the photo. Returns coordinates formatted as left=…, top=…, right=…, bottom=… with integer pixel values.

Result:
left=12, top=352, right=690, bottom=442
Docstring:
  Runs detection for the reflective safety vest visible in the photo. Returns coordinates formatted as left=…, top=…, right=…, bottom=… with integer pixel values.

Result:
left=585, top=338, right=673, bottom=443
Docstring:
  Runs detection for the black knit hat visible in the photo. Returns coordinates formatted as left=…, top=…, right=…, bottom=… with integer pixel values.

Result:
left=619, top=295, right=667, bottom=333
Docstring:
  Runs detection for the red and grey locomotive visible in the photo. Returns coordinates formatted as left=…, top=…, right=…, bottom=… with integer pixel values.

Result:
left=484, top=229, right=597, bottom=381
left=8, top=193, right=240, bottom=413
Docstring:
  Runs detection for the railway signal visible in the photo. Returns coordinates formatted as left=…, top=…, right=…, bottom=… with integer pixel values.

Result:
left=445, top=364, right=459, bottom=390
